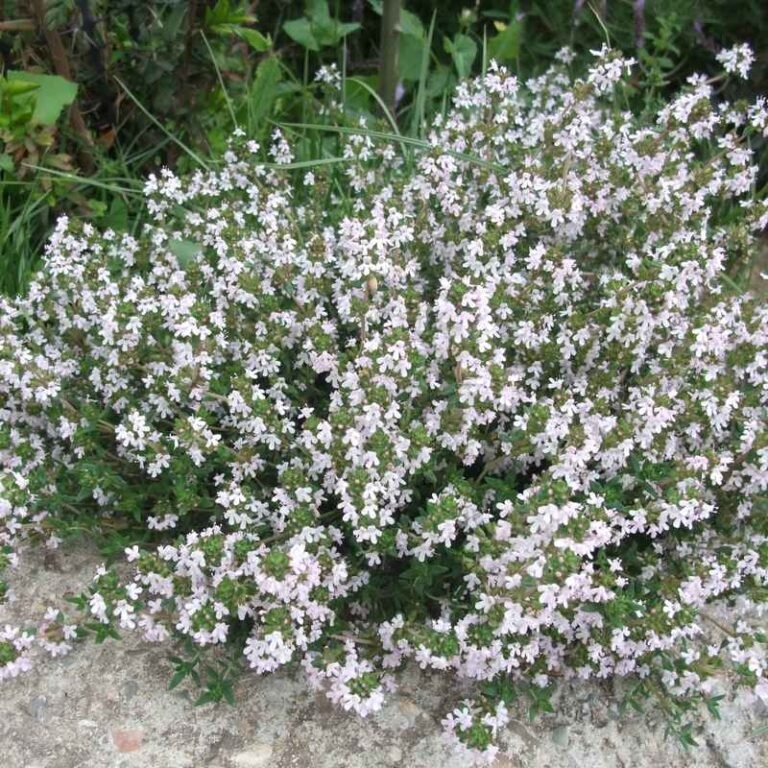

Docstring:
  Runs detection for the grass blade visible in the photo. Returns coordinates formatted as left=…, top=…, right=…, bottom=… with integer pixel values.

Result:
left=114, top=76, right=210, bottom=171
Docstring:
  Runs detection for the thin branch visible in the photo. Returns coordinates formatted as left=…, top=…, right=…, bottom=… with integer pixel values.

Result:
left=0, top=19, right=35, bottom=32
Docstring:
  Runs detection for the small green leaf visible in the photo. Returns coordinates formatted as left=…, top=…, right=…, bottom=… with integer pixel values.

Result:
left=234, top=27, right=272, bottom=52
left=706, top=694, right=725, bottom=719
left=283, top=18, right=319, bottom=51
left=169, top=669, right=187, bottom=690
left=205, top=0, right=254, bottom=28
left=100, top=197, right=129, bottom=231
left=678, top=725, right=699, bottom=748
left=194, top=690, right=217, bottom=706
left=0, top=153, right=14, bottom=173
left=335, top=21, right=361, bottom=38
left=444, top=34, right=477, bottom=80
left=3, top=79, right=40, bottom=97
left=169, top=239, right=202, bottom=268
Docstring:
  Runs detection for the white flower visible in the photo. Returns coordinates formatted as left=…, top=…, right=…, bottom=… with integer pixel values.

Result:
left=125, top=546, right=140, bottom=562
left=716, top=44, right=755, bottom=79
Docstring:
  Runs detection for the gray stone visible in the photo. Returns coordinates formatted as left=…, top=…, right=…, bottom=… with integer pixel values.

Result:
left=27, top=696, right=47, bottom=721
left=122, top=679, right=140, bottom=701
left=552, top=725, right=569, bottom=748
left=231, top=745, right=273, bottom=767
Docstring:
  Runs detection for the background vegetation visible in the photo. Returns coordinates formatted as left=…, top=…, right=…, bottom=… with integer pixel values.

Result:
left=0, top=0, right=766, bottom=295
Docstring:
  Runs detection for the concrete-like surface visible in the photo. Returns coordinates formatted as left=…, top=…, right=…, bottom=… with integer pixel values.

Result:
left=1, top=543, right=766, bottom=768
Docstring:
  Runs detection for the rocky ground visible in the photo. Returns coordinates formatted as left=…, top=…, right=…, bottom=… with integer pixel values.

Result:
left=0, top=542, right=766, bottom=768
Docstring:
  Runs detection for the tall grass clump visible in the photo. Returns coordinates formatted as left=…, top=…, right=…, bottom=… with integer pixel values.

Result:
left=1, top=46, right=767, bottom=761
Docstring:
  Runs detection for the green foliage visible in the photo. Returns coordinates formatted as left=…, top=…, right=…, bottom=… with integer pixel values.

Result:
left=0, top=69, right=81, bottom=295
left=168, top=238, right=202, bottom=269
left=0, top=43, right=766, bottom=755
left=444, top=34, right=477, bottom=79
left=283, top=0, right=361, bottom=52
left=5, top=71, right=77, bottom=126
left=0, top=0, right=766, bottom=297
left=205, top=0, right=271, bottom=52
left=487, top=18, right=522, bottom=63
left=168, top=627, right=245, bottom=706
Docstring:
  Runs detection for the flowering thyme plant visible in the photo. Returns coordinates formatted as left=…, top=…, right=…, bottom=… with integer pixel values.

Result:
left=1, top=46, right=768, bottom=761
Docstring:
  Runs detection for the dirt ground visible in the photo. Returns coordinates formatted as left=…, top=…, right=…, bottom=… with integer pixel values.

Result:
left=0, top=542, right=766, bottom=768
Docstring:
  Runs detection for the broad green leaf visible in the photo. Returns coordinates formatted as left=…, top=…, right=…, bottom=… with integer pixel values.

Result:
left=445, top=34, right=477, bottom=80
left=314, top=22, right=340, bottom=47
left=488, top=19, right=521, bottom=62
left=283, top=17, right=319, bottom=51
left=311, top=1, right=359, bottom=49
left=205, top=0, right=232, bottom=26
left=101, top=197, right=129, bottom=232
left=7, top=71, right=77, bottom=125
left=426, top=64, right=454, bottom=96
left=169, top=239, right=202, bottom=268
left=0, top=154, right=14, bottom=173
left=234, top=27, right=272, bottom=51
left=336, top=21, right=361, bottom=38
left=247, top=56, right=282, bottom=128
left=400, top=9, right=425, bottom=38
left=344, top=75, right=378, bottom=111
left=308, top=0, right=333, bottom=26
left=399, top=34, right=426, bottom=82
left=162, top=3, right=188, bottom=42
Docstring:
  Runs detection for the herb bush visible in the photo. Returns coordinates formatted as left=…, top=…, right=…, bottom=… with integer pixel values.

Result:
left=1, top=46, right=768, bottom=761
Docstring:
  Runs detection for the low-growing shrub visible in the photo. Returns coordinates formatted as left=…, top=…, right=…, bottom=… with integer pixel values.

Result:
left=1, top=46, right=767, bottom=761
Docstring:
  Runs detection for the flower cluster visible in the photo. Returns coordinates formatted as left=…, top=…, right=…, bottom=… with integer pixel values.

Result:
left=1, top=47, right=767, bottom=760
left=716, top=43, right=756, bottom=80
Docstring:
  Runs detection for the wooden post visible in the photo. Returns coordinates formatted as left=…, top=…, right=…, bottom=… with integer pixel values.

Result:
left=30, top=0, right=95, bottom=173
left=378, top=0, right=401, bottom=118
